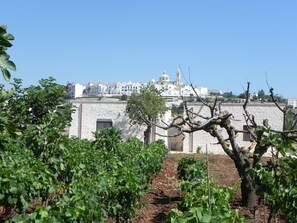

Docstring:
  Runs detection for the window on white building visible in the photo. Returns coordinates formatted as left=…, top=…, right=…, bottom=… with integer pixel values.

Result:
left=168, top=122, right=183, bottom=151
left=96, top=119, right=113, bottom=131
left=243, top=125, right=253, bottom=141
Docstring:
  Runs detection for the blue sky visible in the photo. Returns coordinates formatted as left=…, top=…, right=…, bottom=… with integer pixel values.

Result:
left=1, top=1, right=297, bottom=98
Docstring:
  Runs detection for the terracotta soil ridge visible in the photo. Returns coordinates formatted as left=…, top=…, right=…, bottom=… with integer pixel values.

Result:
left=132, top=154, right=183, bottom=223
left=133, top=153, right=285, bottom=223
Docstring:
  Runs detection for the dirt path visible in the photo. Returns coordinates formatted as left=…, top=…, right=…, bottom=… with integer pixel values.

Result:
left=132, top=155, right=183, bottom=223
left=133, top=153, right=285, bottom=223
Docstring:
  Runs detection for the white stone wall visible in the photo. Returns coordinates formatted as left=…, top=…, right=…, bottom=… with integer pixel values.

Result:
left=68, top=100, right=284, bottom=155
left=182, top=103, right=284, bottom=154
left=68, top=100, right=145, bottom=141
left=68, top=99, right=171, bottom=146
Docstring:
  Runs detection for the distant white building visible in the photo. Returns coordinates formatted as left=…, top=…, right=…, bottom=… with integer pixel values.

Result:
left=106, top=81, right=144, bottom=96
left=87, top=82, right=107, bottom=97
left=67, top=69, right=208, bottom=98
left=67, top=83, right=86, bottom=98
left=150, top=69, right=208, bottom=97
left=287, top=98, right=297, bottom=108
left=68, top=81, right=144, bottom=97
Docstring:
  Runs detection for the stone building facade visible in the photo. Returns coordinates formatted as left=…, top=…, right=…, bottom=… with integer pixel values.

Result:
left=181, top=103, right=284, bottom=154
left=68, top=99, right=284, bottom=154
left=287, top=98, right=297, bottom=108
left=68, top=98, right=170, bottom=142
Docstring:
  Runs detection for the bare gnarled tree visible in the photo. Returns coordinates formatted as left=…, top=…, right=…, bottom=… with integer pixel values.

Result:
left=153, top=78, right=296, bottom=208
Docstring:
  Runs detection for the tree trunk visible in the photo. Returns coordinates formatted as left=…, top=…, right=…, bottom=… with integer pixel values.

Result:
left=241, top=174, right=257, bottom=207
left=233, top=153, right=258, bottom=208
left=144, top=125, right=152, bottom=145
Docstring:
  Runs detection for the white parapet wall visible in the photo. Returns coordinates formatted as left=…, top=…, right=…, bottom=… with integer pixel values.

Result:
left=182, top=102, right=284, bottom=154
left=68, top=98, right=171, bottom=147
left=68, top=99, right=284, bottom=155
left=68, top=99, right=145, bottom=141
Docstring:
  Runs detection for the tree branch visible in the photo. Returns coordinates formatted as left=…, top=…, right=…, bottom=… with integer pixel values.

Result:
left=269, top=87, right=285, bottom=113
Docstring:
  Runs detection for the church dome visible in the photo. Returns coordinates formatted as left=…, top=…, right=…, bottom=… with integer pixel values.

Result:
left=160, top=70, right=169, bottom=82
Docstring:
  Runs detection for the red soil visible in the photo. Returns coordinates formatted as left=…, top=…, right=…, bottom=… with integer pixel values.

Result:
left=133, top=153, right=285, bottom=223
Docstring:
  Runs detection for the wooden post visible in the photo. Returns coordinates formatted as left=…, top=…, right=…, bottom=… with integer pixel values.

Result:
left=206, top=144, right=211, bottom=210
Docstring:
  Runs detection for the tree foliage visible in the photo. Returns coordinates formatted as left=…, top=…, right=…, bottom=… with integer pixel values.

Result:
left=126, top=85, right=168, bottom=144
left=171, top=102, right=184, bottom=117
left=284, top=107, right=297, bottom=130
left=250, top=127, right=297, bottom=222
left=126, top=85, right=168, bottom=125
left=0, top=25, right=16, bottom=81
left=0, top=77, right=168, bottom=222
left=168, top=157, right=245, bottom=222
left=7, top=77, right=72, bottom=127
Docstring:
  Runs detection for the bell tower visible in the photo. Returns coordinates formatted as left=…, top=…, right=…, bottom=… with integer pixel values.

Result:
left=176, top=68, right=181, bottom=85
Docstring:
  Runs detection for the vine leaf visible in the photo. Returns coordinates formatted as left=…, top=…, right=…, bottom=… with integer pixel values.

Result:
left=0, top=54, right=16, bottom=81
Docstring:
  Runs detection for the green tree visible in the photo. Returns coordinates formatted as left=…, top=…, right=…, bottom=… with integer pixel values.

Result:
left=284, top=107, right=297, bottom=130
left=120, top=94, right=128, bottom=101
left=250, top=128, right=297, bottom=222
left=258, top=89, right=266, bottom=101
left=238, top=92, right=246, bottom=99
left=126, top=85, right=168, bottom=145
left=171, top=102, right=184, bottom=116
left=7, top=77, right=72, bottom=128
left=0, top=25, right=17, bottom=145
left=222, top=91, right=234, bottom=99
left=0, top=78, right=72, bottom=159
left=0, top=25, right=16, bottom=81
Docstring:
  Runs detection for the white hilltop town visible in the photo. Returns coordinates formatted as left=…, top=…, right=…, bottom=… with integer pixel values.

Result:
left=65, top=68, right=296, bottom=154
left=67, top=69, right=209, bottom=98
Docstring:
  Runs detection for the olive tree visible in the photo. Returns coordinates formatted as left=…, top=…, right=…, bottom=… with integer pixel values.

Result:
left=125, top=85, right=168, bottom=145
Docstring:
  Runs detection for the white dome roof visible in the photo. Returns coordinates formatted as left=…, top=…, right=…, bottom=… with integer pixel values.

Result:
left=161, top=70, right=169, bottom=77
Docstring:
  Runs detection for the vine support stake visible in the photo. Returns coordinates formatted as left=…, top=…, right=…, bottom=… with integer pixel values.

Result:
left=206, top=144, right=211, bottom=210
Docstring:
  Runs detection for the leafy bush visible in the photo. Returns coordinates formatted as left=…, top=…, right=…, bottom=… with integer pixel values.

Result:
left=168, top=157, right=245, bottom=223
left=251, top=156, right=297, bottom=222
left=92, top=127, right=122, bottom=153
left=177, top=157, right=206, bottom=181
left=0, top=76, right=168, bottom=222
left=3, top=135, right=168, bottom=223
left=249, top=128, right=297, bottom=222
left=0, top=139, right=57, bottom=215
